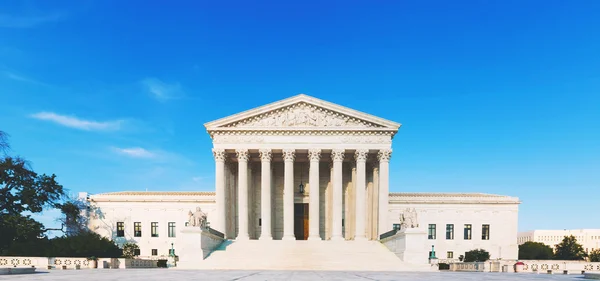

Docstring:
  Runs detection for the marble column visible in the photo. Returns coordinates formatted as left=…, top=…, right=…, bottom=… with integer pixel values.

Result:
left=236, top=149, right=250, bottom=240
left=308, top=148, right=321, bottom=240
left=354, top=149, right=368, bottom=241
left=377, top=149, right=392, bottom=237
left=282, top=149, right=296, bottom=240
left=259, top=149, right=272, bottom=240
left=212, top=148, right=227, bottom=234
left=331, top=149, right=345, bottom=241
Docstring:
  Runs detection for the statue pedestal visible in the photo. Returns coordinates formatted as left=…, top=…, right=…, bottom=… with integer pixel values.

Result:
left=381, top=228, right=429, bottom=265
left=176, top=227, right=225, bottom=269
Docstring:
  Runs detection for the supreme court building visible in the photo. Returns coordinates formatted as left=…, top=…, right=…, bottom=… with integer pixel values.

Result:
left=85, top=94, right=520, bottom=266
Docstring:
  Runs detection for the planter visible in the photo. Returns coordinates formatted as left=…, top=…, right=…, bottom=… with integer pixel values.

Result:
left=88, top=260, right=98, bottom=269
left=514, top=262, right=524, bottom=273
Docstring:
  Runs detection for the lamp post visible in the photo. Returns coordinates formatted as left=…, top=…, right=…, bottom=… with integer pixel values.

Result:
left=429, top=245, right=437, bottom=260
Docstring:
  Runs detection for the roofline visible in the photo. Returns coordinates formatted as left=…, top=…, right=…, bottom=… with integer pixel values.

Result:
left=203, top=94, right=402, bottom=130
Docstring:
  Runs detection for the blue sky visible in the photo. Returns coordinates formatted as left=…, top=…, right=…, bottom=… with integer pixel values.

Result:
left=1, top=1, right=599, bottom=234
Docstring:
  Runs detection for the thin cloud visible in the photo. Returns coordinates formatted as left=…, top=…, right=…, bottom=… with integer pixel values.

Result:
left=3, top=71, right=48, bottom=86
left=141, top=78, right=183, bottom=101
left=111, top=147, right=156, bottom=159
left=30, top=112, right=123, bottom=131
left=0, top=13, right=63, bottom=28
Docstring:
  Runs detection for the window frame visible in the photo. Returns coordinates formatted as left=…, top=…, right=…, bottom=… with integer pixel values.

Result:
left=482, top=224, right=490, bottom=240
left=134, top=222, right=142, bottom=237
left=116, top=222, right=125, bottom=237
left=428, top=224, right=436, bottom=240
left=446, top=224, right=454, bottom=240
left=464, top=224, right=472, bottom=240
left=168, top=222, right=176, bottom=238
left=151, top=222, right=159, bottom=237
left=151, top=249, right=158, bottom=256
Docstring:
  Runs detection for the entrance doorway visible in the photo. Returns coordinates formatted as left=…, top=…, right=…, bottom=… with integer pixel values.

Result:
left=294, top=203, right=309, bottom=240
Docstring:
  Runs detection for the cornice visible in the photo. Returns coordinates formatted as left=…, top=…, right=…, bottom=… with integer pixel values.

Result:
left=389, top=192, right=521, bottom=204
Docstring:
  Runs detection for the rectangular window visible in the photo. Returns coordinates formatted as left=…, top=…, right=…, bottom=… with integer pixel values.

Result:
left=428, top=224, right=436, bottom=239
left=482, top=224, right=490, bottom=240
left=464, top=224, right=472, bottom=240
left=152, top=249, right=158, bottom=256
left=393, top=224, right=401, bottom=231
left=447, top=251, right=454, bottom=259
left=116, top=222, right=124, bottom=237
left=446, top=224, right=454, bottom=240
left=134, top=249, right=140, bottom=256
left=151, top=222, right=159, bottom=237
left=134, top=222, right=142, bottom=237
left=168, top=222, right=176, bottom=237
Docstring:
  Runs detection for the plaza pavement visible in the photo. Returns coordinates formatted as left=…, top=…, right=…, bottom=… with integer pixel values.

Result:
left=0, top=269, right=587, bottom=280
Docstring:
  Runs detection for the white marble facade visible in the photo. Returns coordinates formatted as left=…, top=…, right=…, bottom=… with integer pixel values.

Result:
left=85, top=94, right=521, bottom=260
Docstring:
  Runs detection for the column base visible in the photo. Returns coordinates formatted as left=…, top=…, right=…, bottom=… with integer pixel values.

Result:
left=259, top=236, right=273, bottom=241
left=354, top=236, right=368, bottom=241
left=236, top=235, right=250, bottom=241
left=307, top=236, right=322, bottom=241
left=282, top=235, right=296, bottom=241
left=331, top=236, right=345, bottom=241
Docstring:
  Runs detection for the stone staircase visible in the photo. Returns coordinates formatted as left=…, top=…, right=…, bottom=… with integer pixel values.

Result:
left=191, top=239, right=433, bottom=271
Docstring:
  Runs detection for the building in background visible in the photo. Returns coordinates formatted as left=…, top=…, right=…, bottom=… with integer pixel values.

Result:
left=518, top=229, right=600, bottom=254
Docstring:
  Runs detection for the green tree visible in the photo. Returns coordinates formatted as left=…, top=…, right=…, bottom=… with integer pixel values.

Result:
left=554, top=235, right=587, bottom=260
left=0, top=156, right=64, bottom=214
left=122, top=242, right=139, bottom=259
left=519, top=241, right=554, bottom=260
left=0, top=134, right=65, bottom=255
left=464, top=249, right=490, bottom=262
left=0, top=214, right=48, bottom=255
left=588, top=249, right=600, bottom=262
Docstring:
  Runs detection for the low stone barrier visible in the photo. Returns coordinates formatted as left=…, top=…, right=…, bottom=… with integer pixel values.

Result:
left=518, top=260, right=600, bottom=274
left=0, top=256, right=157, bottom=270
left=448, top=260, right=600, bottom=274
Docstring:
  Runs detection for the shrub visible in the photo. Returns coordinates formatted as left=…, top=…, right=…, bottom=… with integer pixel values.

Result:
left=464, top=249, right=490, bottom=262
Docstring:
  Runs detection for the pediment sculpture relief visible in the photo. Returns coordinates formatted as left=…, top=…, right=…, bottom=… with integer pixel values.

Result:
left=225, top=102, right=382, bottom=128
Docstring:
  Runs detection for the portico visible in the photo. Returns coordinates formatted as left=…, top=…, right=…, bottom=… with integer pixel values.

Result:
left=204, top=94, right=400, bottom=241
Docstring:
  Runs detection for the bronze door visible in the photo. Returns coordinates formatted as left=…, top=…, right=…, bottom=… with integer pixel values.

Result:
left=294, top=203, right=309, bottom=240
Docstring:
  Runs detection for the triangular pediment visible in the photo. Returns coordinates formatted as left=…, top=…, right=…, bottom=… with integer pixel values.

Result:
left=204, top=94, right=401, bottom=132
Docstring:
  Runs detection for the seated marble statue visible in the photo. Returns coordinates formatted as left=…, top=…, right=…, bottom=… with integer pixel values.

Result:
left=187, top=207, right=207, bottom=228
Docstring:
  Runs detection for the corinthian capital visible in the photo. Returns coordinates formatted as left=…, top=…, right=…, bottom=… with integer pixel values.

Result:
left=331, top=149, right=345, bottom=162
left=212, top=148, right=226, bottom=162
left=282, top=149, right=295, bottom=162
left=377, top=149, right=392, bottom=162
left=308, top=148, right=321, bottom=162
left=259, top=149, right=272, bottom=162
left=236, top=149, right=249, bottom=162
left=354, top=149, right=369, bottom=162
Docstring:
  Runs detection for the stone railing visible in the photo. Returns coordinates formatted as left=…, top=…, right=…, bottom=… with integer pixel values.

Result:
left=518, top=260, right=600, bottom=274
left=0, top=257, right=157, bottom=269
left=449, top=262, right=488, bottom=272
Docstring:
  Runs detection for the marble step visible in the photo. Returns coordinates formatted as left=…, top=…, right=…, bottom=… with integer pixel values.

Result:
left=192, top=240, right=432, bottom=271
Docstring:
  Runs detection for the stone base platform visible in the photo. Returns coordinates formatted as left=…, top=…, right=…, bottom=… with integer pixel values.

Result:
left=0, top=267, right=37, bottom=275
left=183, top=239, right=433, bottom=271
